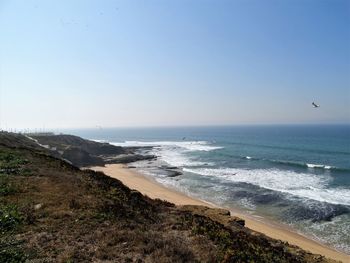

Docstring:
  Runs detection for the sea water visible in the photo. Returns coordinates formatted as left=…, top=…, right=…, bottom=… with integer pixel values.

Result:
left=67, top=125, right=350, bottom=253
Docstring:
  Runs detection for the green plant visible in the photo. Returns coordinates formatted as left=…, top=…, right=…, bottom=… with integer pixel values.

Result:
left=0, top=175, right=16, bottom=196
left=0, top=151, right=28, bottom=174
left=0, top=204, right=22, bottom=233
left=0, top=238, right=26, bottom=263
left=19, top=168, right=33, bottom=177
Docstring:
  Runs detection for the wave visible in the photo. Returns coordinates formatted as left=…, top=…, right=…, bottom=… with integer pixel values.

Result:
left=272, top=160, right=334, bottom=170
left=110, top=140, right=223, bottom=152
left=110, top=140, right=220, bottom=167
left=91, top=139, right=109, bottom=143
left=99, top=139, right=348, bottom=171
left=156, top=147, right=208, bottom=167
left=238, top=155, right=347, bottom=172
left=227, top=141, right=350, bottom=156
left=306, top=163, right=332, bottom=169
left=183, top=167, right=350, bottom=206
left=271, top=160, right=349, bottom=171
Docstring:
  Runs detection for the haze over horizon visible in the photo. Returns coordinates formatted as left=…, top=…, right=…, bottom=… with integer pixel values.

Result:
left=0, top=0, right=349, bottom=129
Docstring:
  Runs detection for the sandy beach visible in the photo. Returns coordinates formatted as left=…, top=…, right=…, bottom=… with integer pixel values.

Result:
left=91, top=164, right=349, bottom=262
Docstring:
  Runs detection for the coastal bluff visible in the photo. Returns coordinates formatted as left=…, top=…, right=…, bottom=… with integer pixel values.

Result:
left=0, top=132, right=342, bottom=262
left=28, top=133, right=155, bottom=167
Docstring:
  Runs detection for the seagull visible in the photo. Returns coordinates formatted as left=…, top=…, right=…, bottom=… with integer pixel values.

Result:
left=312, top=102, right=320, bottom=108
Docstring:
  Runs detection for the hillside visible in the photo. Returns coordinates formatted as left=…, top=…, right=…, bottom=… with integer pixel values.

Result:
left=28, top=134, right=154, bottom=167
left=0, top=132, right=338, bottom=262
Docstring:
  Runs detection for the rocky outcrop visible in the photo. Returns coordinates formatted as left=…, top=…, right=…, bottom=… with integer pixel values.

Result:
left=180, top=205, right=245, bottom=227
left=27, top=134, right=154, bottom=167
left=61, top=146, right=105, bottom=167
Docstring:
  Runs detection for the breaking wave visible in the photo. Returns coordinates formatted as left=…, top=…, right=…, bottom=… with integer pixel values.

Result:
left=110, top=140, right=221, bottom=167
left=183, top=167, right=350, bottom=206
left=237, top=155, right=346, bottom=171
left=111, top=140, right=223, bottom=152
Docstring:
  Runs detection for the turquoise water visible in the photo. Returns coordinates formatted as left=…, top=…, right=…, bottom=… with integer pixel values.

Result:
left=68, top=125, right=350, bottom=253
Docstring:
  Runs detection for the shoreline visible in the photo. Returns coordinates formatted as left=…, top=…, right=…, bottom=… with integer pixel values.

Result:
left=91, top=164, right=349, bottom=262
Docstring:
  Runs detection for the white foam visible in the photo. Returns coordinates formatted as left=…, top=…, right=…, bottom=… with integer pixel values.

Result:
left=110, top=140, right=221, bottom=167
left=159, top=148, right=206, bottom=167
left=306, top=163, right=333, bottom=169
left=91, top=139, right=108, bottom=143
left=245, top=156, right=252, bottom=159
left=239, top=198, right=256, bottom=210
left=183, top=167, right=350, bottom=206
left=110, top=140, right=223, bottom=152
left=306, top=215, right=350, bottom=253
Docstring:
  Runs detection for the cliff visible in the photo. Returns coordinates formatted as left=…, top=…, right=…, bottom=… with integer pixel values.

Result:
left=0, top=132, right=338, bottom=262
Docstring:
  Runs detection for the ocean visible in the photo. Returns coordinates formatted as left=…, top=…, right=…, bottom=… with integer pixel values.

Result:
left=67, top=125, right=350, bottom=253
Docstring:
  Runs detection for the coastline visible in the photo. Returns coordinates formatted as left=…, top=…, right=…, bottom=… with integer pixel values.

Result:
left=91, top=164, right=349, bottom=262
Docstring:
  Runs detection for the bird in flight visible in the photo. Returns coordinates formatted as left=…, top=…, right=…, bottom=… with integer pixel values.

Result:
left=312, top=102, right=320, bottom=108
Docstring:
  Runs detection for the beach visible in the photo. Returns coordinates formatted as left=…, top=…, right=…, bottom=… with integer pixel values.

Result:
left=92, top=164, right=349, bottom=263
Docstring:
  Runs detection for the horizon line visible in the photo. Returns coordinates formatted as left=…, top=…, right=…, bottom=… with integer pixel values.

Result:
left=1, top=122, right=350, bottom=132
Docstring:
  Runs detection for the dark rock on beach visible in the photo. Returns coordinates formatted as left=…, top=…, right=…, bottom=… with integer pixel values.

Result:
left=160, top=165, right=178, bottom=170
left=164, top=169, right=182, bottom=177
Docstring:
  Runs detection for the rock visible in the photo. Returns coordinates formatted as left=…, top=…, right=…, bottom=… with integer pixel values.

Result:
left=34, top=203, right=43, bottom=210
left=160, top=165, right=178, bottom=170
left=164, top=169, right=182, bottom=177
left=62, top=147, right=105, bottom=167
left=26, top=133, right=158, bottom=167
left=229, top=216, right=245, bottom=227
left=179, top=205, right=245, bottom=229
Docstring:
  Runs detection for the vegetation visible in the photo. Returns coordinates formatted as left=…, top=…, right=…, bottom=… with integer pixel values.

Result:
left=0, top=132, right=338, bottom=262
left=0, top=238, right=27, bottom=263
left=0, top=175, right=16, bottom=196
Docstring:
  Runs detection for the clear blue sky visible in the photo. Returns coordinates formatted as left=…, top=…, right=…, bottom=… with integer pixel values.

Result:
left=0, top=0, right=349, bottom=129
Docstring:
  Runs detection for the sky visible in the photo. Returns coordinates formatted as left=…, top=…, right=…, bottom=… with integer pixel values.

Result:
left=0, top=0, right=349, bottom=130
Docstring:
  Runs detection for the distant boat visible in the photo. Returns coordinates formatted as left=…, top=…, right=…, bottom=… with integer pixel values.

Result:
left=312, top=102, right=320, bottom=108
